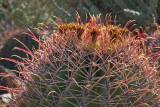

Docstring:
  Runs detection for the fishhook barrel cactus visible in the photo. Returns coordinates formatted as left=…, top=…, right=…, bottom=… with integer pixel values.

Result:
left=1, top=14, right=160, bottom=107
left=0, top=29, right=39, bottom=71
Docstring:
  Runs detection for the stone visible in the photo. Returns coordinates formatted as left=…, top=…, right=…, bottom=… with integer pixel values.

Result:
left=0, top=65, right=16, bottom=95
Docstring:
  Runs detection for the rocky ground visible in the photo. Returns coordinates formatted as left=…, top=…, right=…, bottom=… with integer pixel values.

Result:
left=0, top=65, right=16, bottom=106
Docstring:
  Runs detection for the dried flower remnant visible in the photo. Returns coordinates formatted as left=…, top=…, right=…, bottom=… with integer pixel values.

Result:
left=58, top=23, right=85, bottom=40
left=57, top=15, right=134, bottom=53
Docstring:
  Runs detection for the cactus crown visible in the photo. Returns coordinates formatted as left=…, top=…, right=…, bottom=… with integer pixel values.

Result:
left=57, top=14, right=134, bottom=53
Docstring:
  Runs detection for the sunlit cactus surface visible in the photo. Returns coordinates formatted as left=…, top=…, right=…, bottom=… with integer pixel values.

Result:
left=2, top=14, right=160, bottom=107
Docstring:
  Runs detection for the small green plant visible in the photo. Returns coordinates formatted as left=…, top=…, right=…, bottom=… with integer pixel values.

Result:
left=2, top=14, right=160, bottom=107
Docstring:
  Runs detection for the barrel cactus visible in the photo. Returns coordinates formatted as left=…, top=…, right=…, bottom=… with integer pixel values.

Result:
left=3, top=14, right=160, bottom=107
left=0, top=29, right=39, bottom=71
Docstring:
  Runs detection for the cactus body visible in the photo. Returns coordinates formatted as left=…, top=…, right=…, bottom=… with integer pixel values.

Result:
left=3, top=15, right=160, bottom=107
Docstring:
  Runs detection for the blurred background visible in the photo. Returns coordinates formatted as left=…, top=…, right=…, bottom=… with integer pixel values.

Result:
left=1, top=0, right=160, bottom=32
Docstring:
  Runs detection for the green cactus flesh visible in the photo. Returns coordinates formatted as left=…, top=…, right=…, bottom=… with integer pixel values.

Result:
left=6, top=15, right=160, bottom=107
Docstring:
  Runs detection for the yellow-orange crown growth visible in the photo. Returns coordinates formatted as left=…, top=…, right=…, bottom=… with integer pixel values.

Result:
left=57, top=14, right=136, bottom=53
